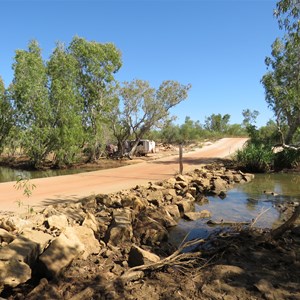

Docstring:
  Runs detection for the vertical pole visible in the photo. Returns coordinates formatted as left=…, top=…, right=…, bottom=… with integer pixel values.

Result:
left=179, top=143, right=183, bottom=175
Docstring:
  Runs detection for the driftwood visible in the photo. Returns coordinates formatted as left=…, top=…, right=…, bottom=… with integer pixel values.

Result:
left=271, top=205, right=300, bottom=240
left=120, top=238, right=205, bottom=282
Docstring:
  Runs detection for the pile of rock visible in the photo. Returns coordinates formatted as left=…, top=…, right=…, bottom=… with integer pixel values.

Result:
left=0, top=164, right=254, bottom=297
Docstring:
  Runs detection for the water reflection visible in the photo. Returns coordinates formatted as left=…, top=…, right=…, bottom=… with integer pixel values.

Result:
left=0, top=165, right=104, bottom=183
left=169, top=173, right=300, bottom=245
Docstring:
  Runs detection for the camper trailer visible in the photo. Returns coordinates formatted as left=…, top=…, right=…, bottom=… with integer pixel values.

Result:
left=130, top=139, right=156, bottom=156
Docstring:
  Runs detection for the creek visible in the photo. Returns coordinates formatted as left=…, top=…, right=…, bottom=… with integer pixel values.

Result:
left=169, top=172, right=300, bottom=245
left=0, top=165, right=101, bottom=183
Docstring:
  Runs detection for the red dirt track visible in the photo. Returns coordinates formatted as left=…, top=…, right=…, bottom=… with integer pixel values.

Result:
left=0, top=138, right=248, bottom=214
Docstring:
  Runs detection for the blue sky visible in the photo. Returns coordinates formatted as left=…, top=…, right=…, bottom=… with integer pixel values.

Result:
left=0, top=0, right=281, bottom=127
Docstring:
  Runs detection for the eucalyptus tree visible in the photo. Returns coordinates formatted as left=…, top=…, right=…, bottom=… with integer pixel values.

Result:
left=204, top=113, right=231, bottom=133
left=10, top=40, right=52, bottom=167
left=261, top=0, right=300, bottom=145
left=69, top=36, right=122, bottom=161
left=259, top=0, right=300, bottom=236
left=179, top=116, right=202, bottom=142
left=0, top=77, right=13, bottom=151
left=274, top=0, right=300, bottom=33
left=111, top=79, right=191, bottom=155
left=242, top=109, right=259, bottom=127
left=47, top=43, right=85, bottom=167
left=159, top=121, right=181, bottom=144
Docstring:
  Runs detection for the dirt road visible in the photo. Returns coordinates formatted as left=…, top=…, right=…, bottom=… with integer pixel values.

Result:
left=0, top=138, right=248, bottom=214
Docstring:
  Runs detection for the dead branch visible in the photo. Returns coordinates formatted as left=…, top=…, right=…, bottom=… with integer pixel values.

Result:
left=123, top=238, right=205, bottom=276
left=250, top=207, right=271, bottom=228
left=270, top=204, right=300, bottom=240
left=275, top=112, right=300, bottom=151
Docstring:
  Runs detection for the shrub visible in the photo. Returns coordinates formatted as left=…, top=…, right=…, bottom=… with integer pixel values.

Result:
left=235, top=143, right=274, bottom=173
left=274, top=148, right=300, bottom=170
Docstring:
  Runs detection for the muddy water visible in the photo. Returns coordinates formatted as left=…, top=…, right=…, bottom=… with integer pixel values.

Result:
left=0, top=161, right=130, bottom=183
left=0, top=166, right=100, bottom=183
left=169, top=173, right=300, bottom=245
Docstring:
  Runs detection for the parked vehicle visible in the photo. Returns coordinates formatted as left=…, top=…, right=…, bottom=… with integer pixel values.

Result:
left=130, top=139, right=156, bottom=156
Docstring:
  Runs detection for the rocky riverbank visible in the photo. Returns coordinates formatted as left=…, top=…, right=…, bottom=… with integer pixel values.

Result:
left=1, top=163, right=300, bottom=299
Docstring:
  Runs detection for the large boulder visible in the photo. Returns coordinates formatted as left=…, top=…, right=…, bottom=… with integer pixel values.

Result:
left=211, top=178, right=228, bottom=195
left=121, top=195, right=148, bottom=211
left=39, top=227, right=85, bottom=278
left=21, top=229, right=53, bottom=254
left=82, top=212, right=99, bottom=234
left=146, top=207, right=178, bottom=228
left=0, top=228, right=15, bottom=244
left=164, top=205, right=181, bottom=219
left=96, top=193, right=121, bottom=208
left=176, top=200, right=195, bottom=216
left=46, top=214, right=69, bottom=230
left=134, top=214, right=169, bottom=246
left=104, top=208, right=133, bottom=246
left=0, top=259, right=31, bottom=293
left=0, top=234, right=50, bottom=266
left=164, top=189, right=178, bottom=203
left=146, top=190, right=164, bottom=207
left=0, top=216, right=32, bottom=233
left=0, top=229, right=52, bottom=293
left=71, top=226, right=100, bottom=259
left=184, top=210, right=212, bottom=221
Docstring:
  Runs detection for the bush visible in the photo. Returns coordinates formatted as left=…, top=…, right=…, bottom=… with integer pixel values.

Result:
left=274, top=148, right=300, bottom=170
left=235, top=143, right=274, bottom=173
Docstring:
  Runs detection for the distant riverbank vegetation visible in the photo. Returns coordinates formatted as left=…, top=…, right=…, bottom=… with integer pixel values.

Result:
left=2, top=0, right=300, bottom=173
left=0, top=37, right=192, bottom=169
left=0, top=36, right=254, bottom=171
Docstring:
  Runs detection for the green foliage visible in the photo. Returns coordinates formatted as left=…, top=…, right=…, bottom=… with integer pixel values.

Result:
left=159, top=122, right=181, bottom=144
left=275, top=0, right=300, bottom=32
left=0, top=77, right=13, bottom=152
left=10, top=40, right=53, bottom=168
left=204, top=113, right=231, bottom=133
left=149, top=114, right=246, bottom=144
left=14, top=175, right=36, bottom=198
left=5, top=37, right=123, bottom=168
left=235, top=120, right=281, bottom=172
left=14, top=175, right=36, bottom=213
left=236, top=143, right=274, bottom=173
left=226, top=123, right=246, bottom=136
left=242, top=109, right=259, bottom=128
left=179, top=117, right=202, bottom=142
left=110, top=79, right=191, bottom=154
left=261, top=34, right=300, bottom=144
left=48, top=42, right=85, bottom=167
left=274, top=148, right=300, bottom=170
left=261, top=0, right=300, bottom=145
left=69, top=36, right=122, bottom=161
left=0, top=36, right=255, bottom=169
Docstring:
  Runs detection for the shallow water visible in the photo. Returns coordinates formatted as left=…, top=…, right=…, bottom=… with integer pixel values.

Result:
left=0, top=165, right=111, bottom=183
left=169, top=173, right=300, bottom=245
